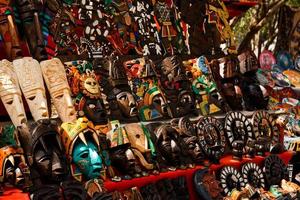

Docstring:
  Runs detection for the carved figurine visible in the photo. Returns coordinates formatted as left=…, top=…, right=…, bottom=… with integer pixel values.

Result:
left=15, top=0, right=47, bottom=61
left=40, top=58, right=76, bottom=122
left=0, top=125, right=30, bottom=194
left=123, top=57, right=171, bottom=121
left=155, top=56, right=195, bottom=118
left=0, top=59, right=27, bottom=127
left=17, top=119, right=87, bottom=199
left=0, top=0, right=22, bottom=60
left=13, top=57, right=49, bottom=121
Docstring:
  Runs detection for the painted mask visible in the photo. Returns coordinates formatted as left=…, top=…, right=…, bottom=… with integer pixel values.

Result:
left=155, top=125, right=182, bottom=167
left=61, top=117, right=105, bottom=181
left=112, top=89, right=138, bottom=118
left=40, top=58, right=76, bottom=122
left=0, top=59, right=27, bottom=127
left=29, top=119, right=67, bottom=183
left=124, top=123, right=156, bottom=170
left=13, top=57, right=49, bottom=121
left=0, top=146, right=27, bottom=187
left=142, top=86, right=170, bottom=120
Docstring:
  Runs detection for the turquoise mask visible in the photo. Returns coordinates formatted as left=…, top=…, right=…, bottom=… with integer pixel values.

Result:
left=72, top=140, right=103, bottom=180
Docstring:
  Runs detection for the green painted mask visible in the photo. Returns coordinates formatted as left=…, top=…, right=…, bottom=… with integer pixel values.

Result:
left=72, top=140, right=103, bottom=180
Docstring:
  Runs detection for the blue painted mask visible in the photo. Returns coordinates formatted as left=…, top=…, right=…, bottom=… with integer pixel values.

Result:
left=72, top=140, right=103, bottom=180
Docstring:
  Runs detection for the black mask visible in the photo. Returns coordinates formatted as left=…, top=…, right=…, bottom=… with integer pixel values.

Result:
left=83, top=97, right=108, bottom=125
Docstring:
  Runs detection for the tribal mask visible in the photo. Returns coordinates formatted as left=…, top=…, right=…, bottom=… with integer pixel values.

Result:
left=40, top=58, right=76, bottom=122
left=29, top=119, right=67, bottom=183
left=13, top=57, right=49, bottom=121
left=0, top=59, right=27, bottom=127
left=61, top=117, right=105, bottom=181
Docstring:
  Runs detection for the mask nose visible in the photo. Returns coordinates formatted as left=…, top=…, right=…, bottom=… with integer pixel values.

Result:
left=51, top=152, right=63, bottom=176
left=89, top=149, right=102, bottom=167
left=15, top=168, right=24, bottom=186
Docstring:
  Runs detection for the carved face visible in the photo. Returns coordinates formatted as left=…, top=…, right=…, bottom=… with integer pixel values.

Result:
left=0, top=147, right=27, bottom=187
left=184, top=137, right=202, bottom=163
left=83, top=98, right=108, bottom=125
left=83, top=77, right=100, bottom=95
left=177, top=91, right=194, bottom=114
left=161, top=56, right=181, bottom=82
left=125, top=124, right=148, bottom=153
left=72, top=140, right=102, bottom=180
left=157, top=126, right=181, bottom=166
left=33, top=133, right=66, bottom=182
left=13, top=57, right=49, bottom=121
left=116, top=91, right=138, bottom=117
left=0, top=60, right=27, bottom=127
left=40, top=58, right=76, bottom=122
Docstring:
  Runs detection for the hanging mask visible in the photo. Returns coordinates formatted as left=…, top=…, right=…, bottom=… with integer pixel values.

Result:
left=79, top=97, right=108, bottom=125
left=40, top=58, right=76, bottom=122
left=0, top=146, right=27, bottom=188
left=155, top=125, right=183, bottom=167
left=0, top=125, right=28, bottom=189
left=0, top=59, right=27, bottom=127
left=13, top=57, right=49, bottom=121
left=141, top=86, right=170, bottom=120
left=28, top=119, right=67, bottom=183
left=61, top=117, right=105, bottom=181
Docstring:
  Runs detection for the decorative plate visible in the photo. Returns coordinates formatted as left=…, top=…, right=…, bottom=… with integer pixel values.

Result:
left=252, top=110, right=280, bottom=145
left=276, top=51, right=294, bottom=71
left=259, top=50, right=276, bottom=70
left=242, top=162, right=265, bottom=189
left=196, top=117, right=226, bottom=160
left=264, top=154, right=287, bottom=186
left=219, top=166, right=244, bottom=195
left=224, top=111, right=254, bottom=149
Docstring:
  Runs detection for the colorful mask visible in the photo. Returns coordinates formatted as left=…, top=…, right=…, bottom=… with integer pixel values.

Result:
left=0, top=125, right=29, bottom=189
left=123, top=57, right=171, bottom=121
left=61, top=117, right=105, bottom=181
left=0, top=59, right=27, bottom=127
left=124, top=123, right=156, bottom=170
left=107, top=61, right=138, bottom=121
left=13, top=57, right=49, bottom=121
left=40, top=58, right=76, bottom=122
left=28, top=119, right=67, bottom=184
left=156, top=56, right=195, bottom=118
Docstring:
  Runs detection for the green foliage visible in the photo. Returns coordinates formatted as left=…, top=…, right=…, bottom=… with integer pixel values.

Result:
left=287, top=0, right=300, bottom=7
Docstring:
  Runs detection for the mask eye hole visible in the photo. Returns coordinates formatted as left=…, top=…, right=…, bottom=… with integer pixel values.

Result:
left=28, top=96, right=36, bottom=101
left=6, top=100, right=13, bottom=105
left=135, top=134, right=140, bottom=139
left=56, top=94, right=63, bottom=99
left=80, top=153, right=88, bottom=158
left=119, top=95, right=127, bottom=101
